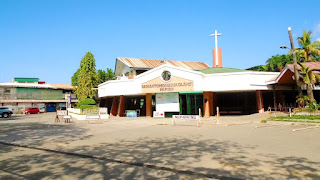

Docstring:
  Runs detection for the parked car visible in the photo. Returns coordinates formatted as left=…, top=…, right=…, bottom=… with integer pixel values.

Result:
left=0, top=107, right=13, bottom=118
left=24, top=107, right=40, bottom=114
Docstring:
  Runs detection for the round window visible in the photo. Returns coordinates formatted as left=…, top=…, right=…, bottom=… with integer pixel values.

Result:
left=161, top=71, right=171, bottom=82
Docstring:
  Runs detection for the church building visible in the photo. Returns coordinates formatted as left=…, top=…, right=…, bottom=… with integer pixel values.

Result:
left=98, top=56, right=298, bottom=117
left=98, top=31, right=310, bottom=118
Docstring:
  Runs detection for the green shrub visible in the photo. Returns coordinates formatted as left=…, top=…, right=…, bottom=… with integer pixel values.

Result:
left=307, top=101, right=319, bottom=111
left=79, top=98, right=96, bottom=105
left=79, top=105, right=98, bottom=110
left=296, top=95, right=310, bottom=107
left=76, top=98, right=96, bottom=108
left=296, top=95, right=319, bottom=111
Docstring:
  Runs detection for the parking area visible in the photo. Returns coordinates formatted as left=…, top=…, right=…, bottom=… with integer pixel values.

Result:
left=1, top=112, right=320, bottom=179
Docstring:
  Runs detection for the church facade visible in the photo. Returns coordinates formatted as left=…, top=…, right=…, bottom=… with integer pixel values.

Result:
left=97, top=31, right=313, bottom=117
left=97, top=57, right=300, bottom=118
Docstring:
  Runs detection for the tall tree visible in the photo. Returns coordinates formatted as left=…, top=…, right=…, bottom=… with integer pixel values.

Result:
left=75, top=52, right=98, bottom=102
left=97, top=69, right=107, bottom=84
left=246, top=65, right=266, bottom=71
left=105, top=68, right=116, bottom=81
left=97, top=68, right=116, bottom=84
left=297, top=62, right=320, bottom=102
left=246, top=54, right=292, bottom=72
left=265, top=54, right=292, bottom=72
left=295, top=30, right=320, bottom=62
left=71, top=69, right=80, bottom=86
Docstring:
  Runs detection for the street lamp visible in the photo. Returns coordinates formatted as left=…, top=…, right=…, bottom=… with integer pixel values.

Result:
left=280, top=27, right=302, bottom=96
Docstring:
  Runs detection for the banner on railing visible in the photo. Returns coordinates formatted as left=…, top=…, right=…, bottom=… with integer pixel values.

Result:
left=172, top=115, right=199, bottom=120
left=99, top=108, right=108, bottom=114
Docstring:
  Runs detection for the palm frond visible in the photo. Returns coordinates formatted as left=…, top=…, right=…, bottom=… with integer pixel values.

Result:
left=308, top=70, right=316, bottom=84
left=311, top=41, right=320, bottom=48
left=297, top=61, right=306, bottom=70
left=310, top=48, right=320, bottom=57
left=315, top=74, right=320, bottom=83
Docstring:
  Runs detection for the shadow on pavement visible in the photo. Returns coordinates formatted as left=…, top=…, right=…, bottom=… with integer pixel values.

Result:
left=0, top=112, right=319, bottom=179
left=1, top=136, right=319, bottom=179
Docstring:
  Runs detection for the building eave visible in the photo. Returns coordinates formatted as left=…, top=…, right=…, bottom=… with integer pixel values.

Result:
left=0, top=99, right=79, bottom=103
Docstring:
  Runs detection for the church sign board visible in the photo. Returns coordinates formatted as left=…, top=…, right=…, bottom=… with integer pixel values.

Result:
left=141, top=71, right=194, bottom=93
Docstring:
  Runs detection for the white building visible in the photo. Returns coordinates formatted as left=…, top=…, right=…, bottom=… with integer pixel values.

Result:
left=98, top=57, right=300, bottom=117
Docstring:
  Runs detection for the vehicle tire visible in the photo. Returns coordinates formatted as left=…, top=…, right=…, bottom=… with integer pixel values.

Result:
left=3, top=113, right=9, bottom=118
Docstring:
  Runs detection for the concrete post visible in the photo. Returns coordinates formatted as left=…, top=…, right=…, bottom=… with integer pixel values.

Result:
left=117, top=95, right=125, bottom=117
left=146, top=93, right=152, bottom=117
left=256, top=90, right=264, bottom=113
left=203, top=92, right=214, bottom=118
left=110, top=96, right=118, bottom=116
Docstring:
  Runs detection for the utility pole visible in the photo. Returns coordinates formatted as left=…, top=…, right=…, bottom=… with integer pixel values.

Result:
left=288, top=27, right=302, bottom=96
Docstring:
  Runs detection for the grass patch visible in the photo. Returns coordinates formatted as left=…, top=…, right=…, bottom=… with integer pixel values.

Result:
left=271, top=115, right=320, bottom=120
left=268, top=119, right=320, bottom=123
left=268, top=115, right=320, bottom=123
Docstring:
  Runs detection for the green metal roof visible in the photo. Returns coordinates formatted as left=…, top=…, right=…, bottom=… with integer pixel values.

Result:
left=199, top=67, right=247, bottom=74
left=14, top=78, right=39, bottom=83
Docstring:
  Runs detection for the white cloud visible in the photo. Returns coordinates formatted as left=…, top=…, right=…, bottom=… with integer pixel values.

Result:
left=316, top=24, right=320, bottom=31
left=313, top=23, right=320, bottom=41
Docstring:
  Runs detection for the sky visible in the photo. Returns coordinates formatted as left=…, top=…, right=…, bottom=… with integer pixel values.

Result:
left=1, top=0, right=320, bottom=84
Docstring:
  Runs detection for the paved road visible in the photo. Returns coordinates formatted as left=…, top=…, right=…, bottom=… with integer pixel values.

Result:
left=0, top=112, right=320, bottom=179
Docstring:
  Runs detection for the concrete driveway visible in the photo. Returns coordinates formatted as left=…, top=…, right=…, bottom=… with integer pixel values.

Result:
left=0, top=112, right=319, bottom=179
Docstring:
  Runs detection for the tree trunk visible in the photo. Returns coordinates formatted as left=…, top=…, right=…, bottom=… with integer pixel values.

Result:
left=288, top=27, right=303, bottom=97
left=307, top=84, right=315, bottom=102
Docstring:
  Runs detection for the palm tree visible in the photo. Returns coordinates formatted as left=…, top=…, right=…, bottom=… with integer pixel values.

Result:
left=297, top=62, right=320, bottom=102
left=295, top=30, right=320, bottom=62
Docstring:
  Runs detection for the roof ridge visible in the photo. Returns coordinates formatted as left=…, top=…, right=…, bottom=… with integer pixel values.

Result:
left=200, top=67, right=247, bottom=74
left=115, top=57, right=210, bottom=75
left=116, top=57, right=207, bottom=63
left=201, top=67, right=246, bottom=70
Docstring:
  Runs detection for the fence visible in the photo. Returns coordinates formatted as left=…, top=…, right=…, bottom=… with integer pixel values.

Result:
left=67, top=108, right=81, bottom=114
left=67, top=108, right=108, bottom=115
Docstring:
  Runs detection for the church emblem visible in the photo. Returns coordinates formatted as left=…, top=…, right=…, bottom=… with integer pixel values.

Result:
left=161, top=71, right=171, bottom=82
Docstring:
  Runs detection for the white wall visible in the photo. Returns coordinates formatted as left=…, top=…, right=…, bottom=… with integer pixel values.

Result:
left=203, top=72, right=279, bottom=92
left=98, top=65, right=280, bottom=97
left=98, top=64, right=204, bottom=97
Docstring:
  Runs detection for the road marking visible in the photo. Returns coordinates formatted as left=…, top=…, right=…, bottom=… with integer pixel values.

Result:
left=255, top=124, right=281, bottom=128
left=292, top=126, right=320, bottom=132
left=202, top=123, right=219, bottom=125
left=225, top=122, right=252, bottom=126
